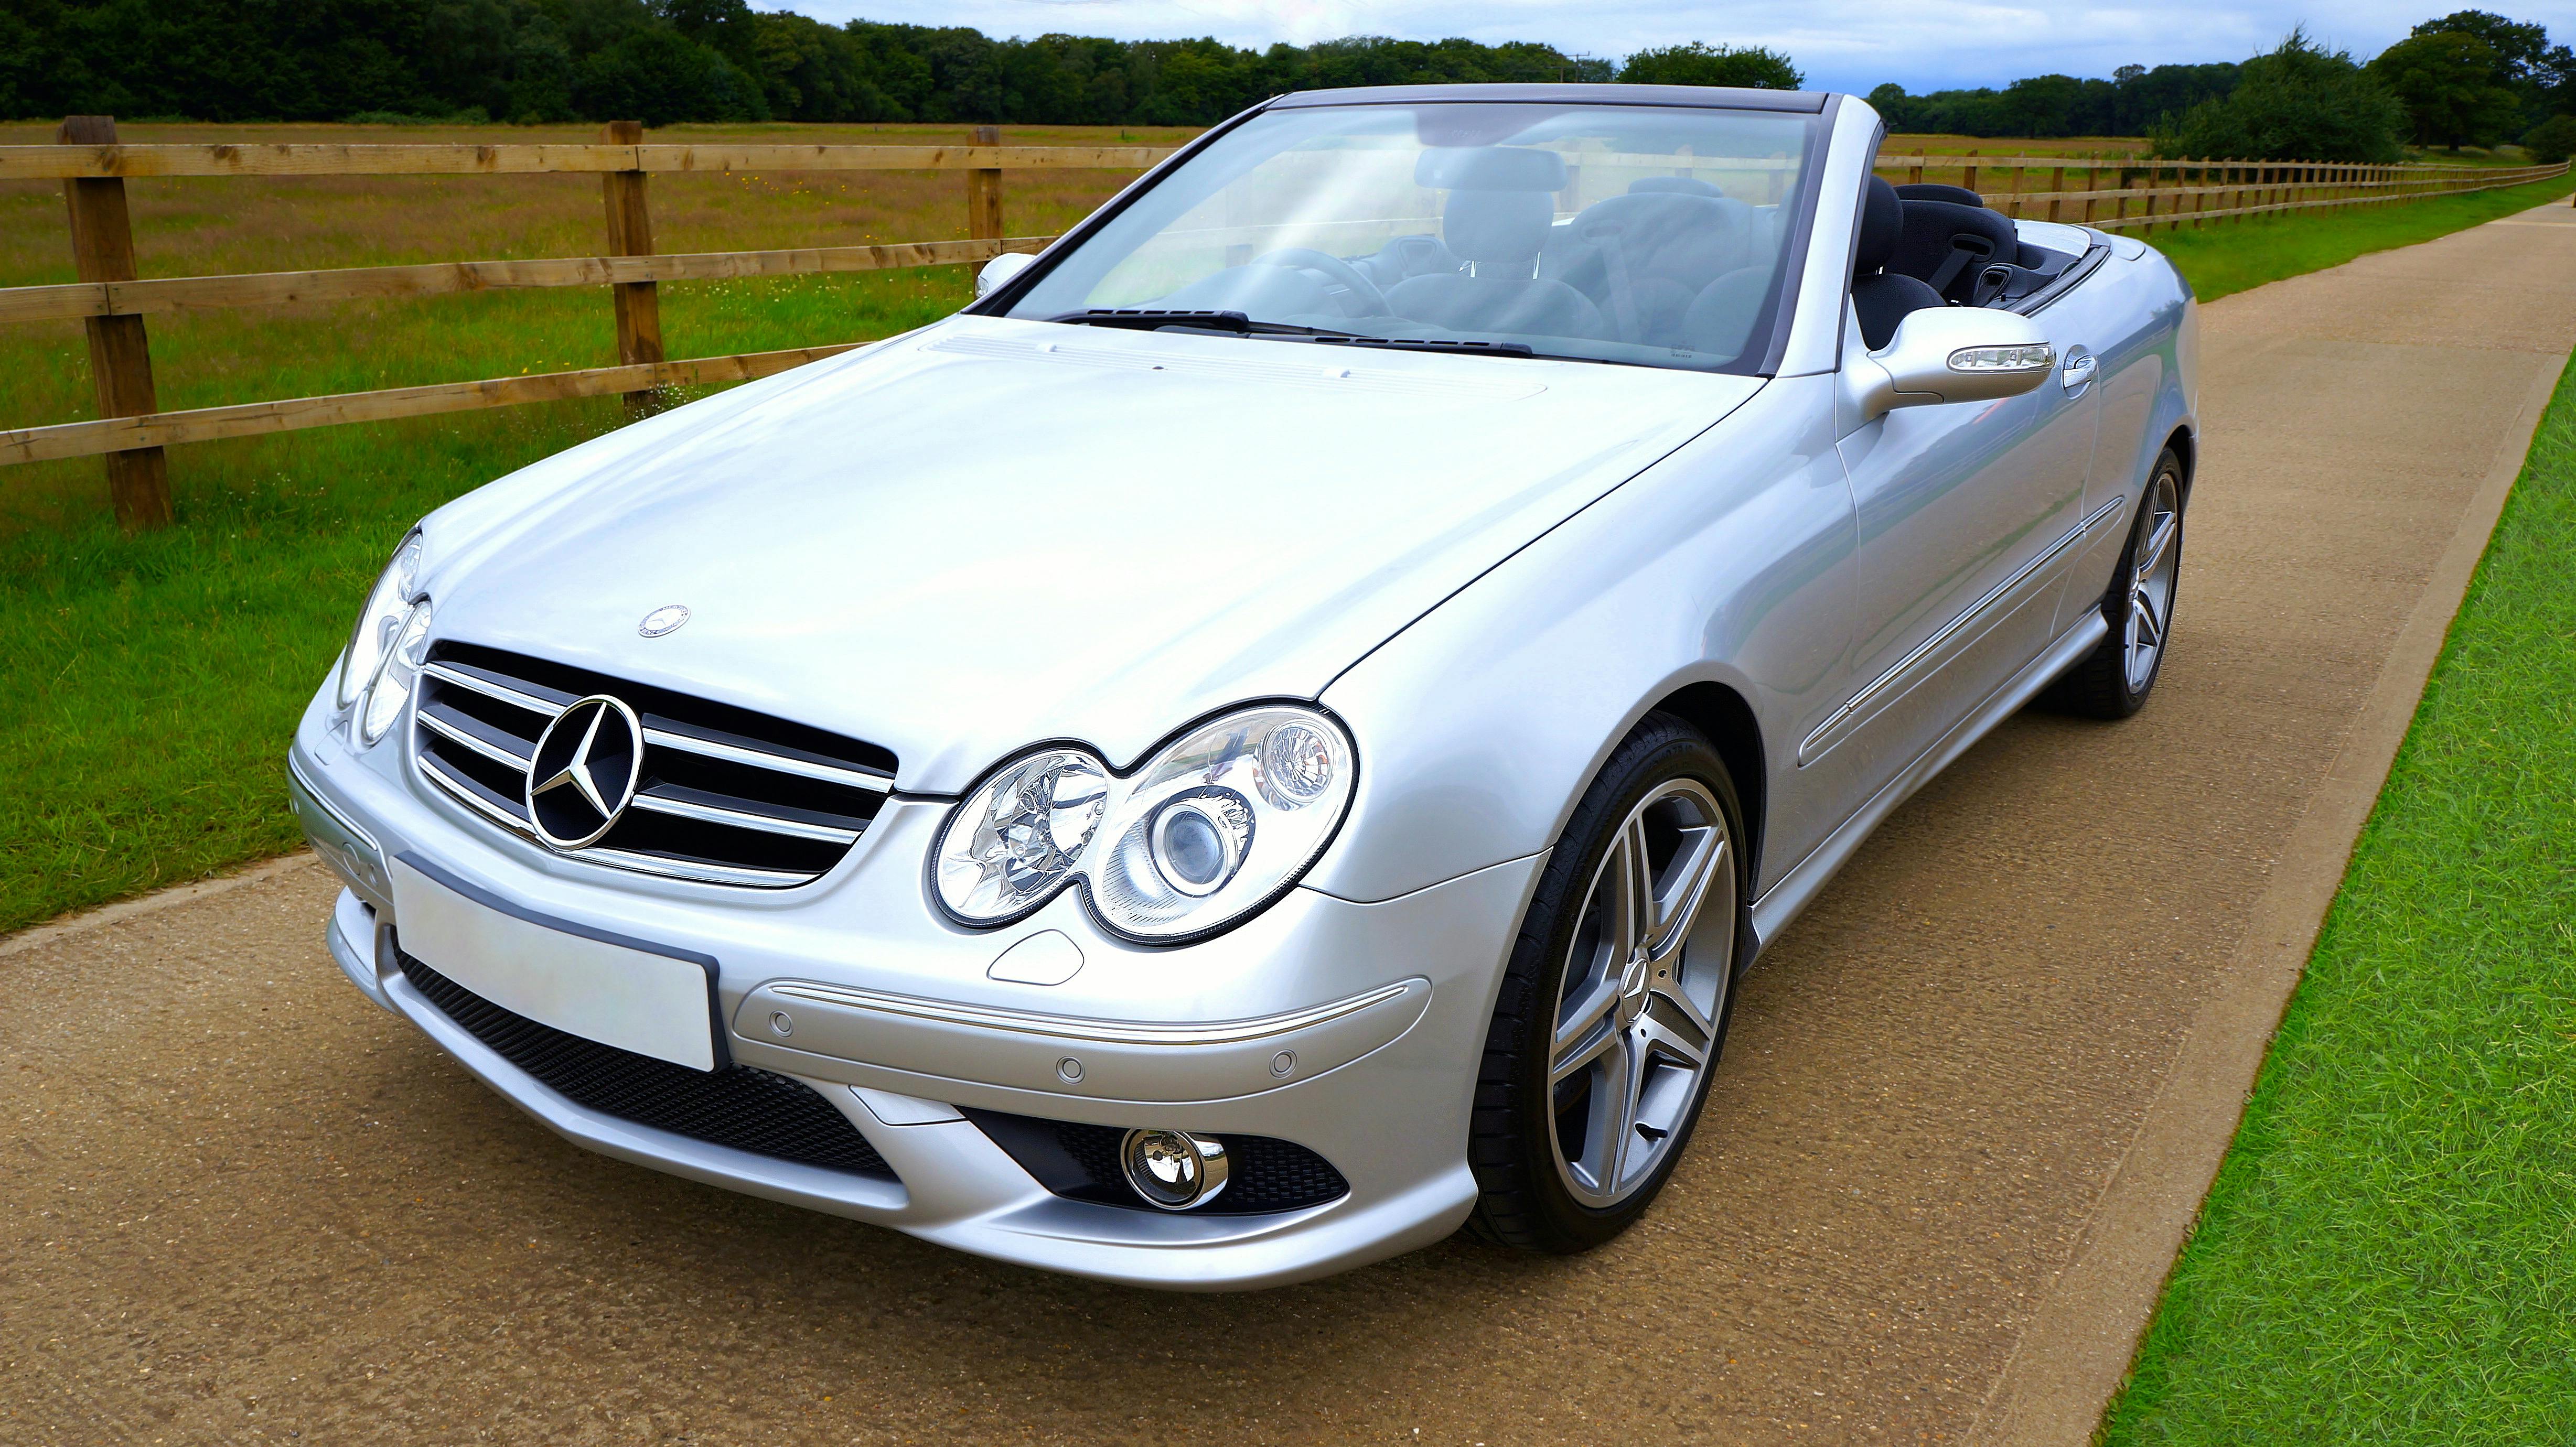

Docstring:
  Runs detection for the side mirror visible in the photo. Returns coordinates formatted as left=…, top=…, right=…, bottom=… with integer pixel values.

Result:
left=1853, top=306, right=2056, bottom=420
left=976, top=251, right=1037, bottom=299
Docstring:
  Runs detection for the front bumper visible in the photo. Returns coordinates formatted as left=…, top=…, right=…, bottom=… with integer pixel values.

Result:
left=293, top=694, right=1541, bottom=1289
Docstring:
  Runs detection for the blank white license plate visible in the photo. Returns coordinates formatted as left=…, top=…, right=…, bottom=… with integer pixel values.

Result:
left=390, top=856, right=721, bottom=1072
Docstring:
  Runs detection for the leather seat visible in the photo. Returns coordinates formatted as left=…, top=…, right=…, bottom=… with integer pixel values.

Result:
left=1851, top=176, right=1943, bottom=350
left=1387, top=147, right=1607, bottom=341
left=1888, top=195, right=2019, bottom=304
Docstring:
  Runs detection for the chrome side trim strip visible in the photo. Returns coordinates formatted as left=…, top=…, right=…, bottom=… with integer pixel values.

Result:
left=641, top=726, right=896, bottom=794
left=1798, top=495, right=2127, bottom=766
left=417, top=708, right=535, bottom=771
left=1755, top=606, right=2111, bottom=952
left=767, top=978, right=1418, bottom=1048
left=579, top=847, right=817, bottom=888
left=423, top=662, right=566, bottom=720
left=628, top=789, right=862, bottom=845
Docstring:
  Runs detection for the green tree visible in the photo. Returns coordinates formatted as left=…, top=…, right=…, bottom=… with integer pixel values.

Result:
left=2522, top=111, right=2576, bottom=159
left=571, top=27, right=764, bottom=124
left=2154, top=28, right=2406, bottom=161
left=1617, top=42, right=1802, bottom=90
left=2371, top=30, right=2525, bottom=147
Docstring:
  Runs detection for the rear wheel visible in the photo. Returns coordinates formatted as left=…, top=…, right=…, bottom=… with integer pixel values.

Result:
left=2050, top=448, right=2184, bottom=719
left=1467, top=714, right=1744, bottom=1252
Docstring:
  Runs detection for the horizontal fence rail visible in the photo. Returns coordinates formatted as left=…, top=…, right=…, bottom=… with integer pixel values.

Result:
left=0, top=344, right=860, bottom=466
left=0, top=142, right=1183, bottom=180
left=2, top=118, right=2567, bottom=528
left=0, top=235, right=1057, bottom=325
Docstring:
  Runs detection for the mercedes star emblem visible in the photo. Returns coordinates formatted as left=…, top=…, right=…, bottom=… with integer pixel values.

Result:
left=638, top=604, right=690, bottom=638
left=525, top=695, right=643, bottom=849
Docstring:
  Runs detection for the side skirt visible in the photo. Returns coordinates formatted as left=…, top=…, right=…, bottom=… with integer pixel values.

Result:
left=1744, top=605, right=2111, bottom=959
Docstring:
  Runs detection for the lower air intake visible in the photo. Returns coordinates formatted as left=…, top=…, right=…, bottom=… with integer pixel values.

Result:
left=401, top=951, right=896, bottom=1182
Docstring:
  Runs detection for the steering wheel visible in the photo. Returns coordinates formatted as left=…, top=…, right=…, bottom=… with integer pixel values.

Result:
left=1251, top=247, right=1390, bottom=318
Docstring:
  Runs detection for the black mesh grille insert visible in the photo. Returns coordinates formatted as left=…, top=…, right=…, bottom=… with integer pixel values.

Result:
left=401, top=951, right=895, bottom=1181
left=962, top=1109, right=1347, bottom=1215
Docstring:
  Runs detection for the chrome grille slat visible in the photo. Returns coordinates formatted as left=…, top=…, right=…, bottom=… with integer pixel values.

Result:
left=410, top=643, right=893, bottom=890
left=417, top=705, right=535, bottom=770
left=423, top=661, right=568, bottom=719
left=629, top=787, right=862, bottom=845
left=578, top=847, right=817, bottom=888
left=418, top=752, right=534, bottom=830
left=642, top=725, right=895, bottom=793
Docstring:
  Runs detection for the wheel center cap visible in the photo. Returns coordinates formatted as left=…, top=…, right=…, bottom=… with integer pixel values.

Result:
left=1618, top=953, right=1650, bottom=1025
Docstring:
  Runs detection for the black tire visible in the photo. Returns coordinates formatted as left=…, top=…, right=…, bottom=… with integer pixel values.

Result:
left=1466, top=712, right=1748, bottom=1253
left=2048, top=447, right=2186, bottom=719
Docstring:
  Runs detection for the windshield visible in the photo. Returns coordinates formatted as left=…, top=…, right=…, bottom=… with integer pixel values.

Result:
left=1002, top=101, right=1820, bottom=373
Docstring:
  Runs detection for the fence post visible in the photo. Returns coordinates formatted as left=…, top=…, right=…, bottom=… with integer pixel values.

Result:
left=968, top=124, right=1004, bottom=247
left=58, top=115, right=171, bottom=532
left=1961, top=149, right=1979, bottom=196
left=2047, top=164, right=2065, bottom=221
left=599, top=120, right=664, bottom=420
left=2005, top=161, right=2024, bottom=218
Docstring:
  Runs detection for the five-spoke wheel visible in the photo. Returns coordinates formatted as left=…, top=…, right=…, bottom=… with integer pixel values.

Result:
left=1545, top=778, right=1733, bottom=1208
left=1469, top=713, right=1744, bottom=1252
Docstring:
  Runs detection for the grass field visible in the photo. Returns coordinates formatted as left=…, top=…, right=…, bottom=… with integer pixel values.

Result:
left=0, top=123, right=2568, bottom=933
left=2100, top=354, right=2576, bottom=1445
left=2148, top=171, right=2576, bottom=302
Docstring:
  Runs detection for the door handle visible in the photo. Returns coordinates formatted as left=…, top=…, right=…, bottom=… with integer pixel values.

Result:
left=2060, top=351, right=2098, bottom=394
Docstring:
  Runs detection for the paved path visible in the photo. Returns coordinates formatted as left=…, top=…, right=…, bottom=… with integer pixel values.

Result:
left=8, top=204, right=2576, bottom=1445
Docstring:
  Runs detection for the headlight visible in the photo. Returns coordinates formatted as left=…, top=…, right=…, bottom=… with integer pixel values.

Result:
left=357, top=599, right=434, bottom=745
left=337, top=532, right=430, bottom=747
left=338, top=533, right=423, bottom=710
left=933, top=705, right=1356, bottom=943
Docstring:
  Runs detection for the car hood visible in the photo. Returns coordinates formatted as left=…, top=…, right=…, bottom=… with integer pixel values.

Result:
left=423, top=316, right=1762, bottom=792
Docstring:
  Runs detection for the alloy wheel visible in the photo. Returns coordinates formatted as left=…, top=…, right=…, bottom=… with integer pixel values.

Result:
left=1545, top=777, right=1736, bottom=1209
left=2124, top=469, right=2182, bottom=692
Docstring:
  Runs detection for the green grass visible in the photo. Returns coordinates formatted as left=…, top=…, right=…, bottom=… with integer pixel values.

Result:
left=2099, top=356, right=2576, bottom=1442
left=2146, top=171, right=2576, bottom=303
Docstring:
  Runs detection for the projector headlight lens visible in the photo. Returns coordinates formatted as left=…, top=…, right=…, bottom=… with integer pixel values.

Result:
left=932, top=705, right=1355, bottom=941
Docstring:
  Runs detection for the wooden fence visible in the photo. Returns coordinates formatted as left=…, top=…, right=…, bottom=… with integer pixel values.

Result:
left=3, top=117, right=2566, bottom=530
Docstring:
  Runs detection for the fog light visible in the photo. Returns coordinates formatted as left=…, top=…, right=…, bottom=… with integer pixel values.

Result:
left=1121, top=1128, right=1230, bottom=1211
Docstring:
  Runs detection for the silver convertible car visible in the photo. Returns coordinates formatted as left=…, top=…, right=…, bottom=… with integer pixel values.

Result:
left=288, top=84, right=2196, bottom=1288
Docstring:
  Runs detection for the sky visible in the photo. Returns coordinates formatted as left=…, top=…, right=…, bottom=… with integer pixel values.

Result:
left=765, top=1, right=2576, bottom=94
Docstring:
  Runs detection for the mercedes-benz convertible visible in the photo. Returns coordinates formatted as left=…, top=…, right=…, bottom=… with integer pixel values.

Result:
left=288, top=83, right=2197, bottom=1289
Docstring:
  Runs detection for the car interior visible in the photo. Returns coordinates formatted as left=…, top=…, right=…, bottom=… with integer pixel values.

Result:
left=1257, top=155, right=2087, bottom=360
left=1849, top=175, right=2087, bottom=347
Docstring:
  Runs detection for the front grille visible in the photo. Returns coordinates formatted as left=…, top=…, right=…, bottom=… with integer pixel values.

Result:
left=963, top=1109, right=1349, bottom=1215
left=401, top=951, right=896, bottom=1181
left=411, top=641, right=897, bottom=888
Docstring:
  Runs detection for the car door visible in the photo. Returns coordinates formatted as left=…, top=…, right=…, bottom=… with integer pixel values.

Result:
left=1805, top=292, right=2103, bottom=803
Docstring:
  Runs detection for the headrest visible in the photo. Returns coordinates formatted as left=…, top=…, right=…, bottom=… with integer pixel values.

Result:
left=1895, top=183, right=1984, bottom=208
left=1443, top=188, right=1554, bottom=266
left=1630, top=175, right=1722, bottom=197
left=1855, top=176, right=1903, bottom=276
left=1416, top=146, right=1569, bottom=192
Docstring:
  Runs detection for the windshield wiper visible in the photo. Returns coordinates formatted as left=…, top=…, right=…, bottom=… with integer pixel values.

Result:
left=1046, top=310, right=1542, bottom=359
left=1047, top=309, right=1359, bottom=338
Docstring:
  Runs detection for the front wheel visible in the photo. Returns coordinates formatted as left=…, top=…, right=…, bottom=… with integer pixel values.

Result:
left=1466, top=714, right=1745, bottom=1253
left=2049, top=448, right=2184, bottom=719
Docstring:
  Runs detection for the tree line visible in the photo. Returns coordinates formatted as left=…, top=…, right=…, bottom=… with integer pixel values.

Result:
left=0, top=0, right=1793, bottom=129
left=2, top=1, right=2570, bottom=165
left=1877, top=12, right=2576, bottom=162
